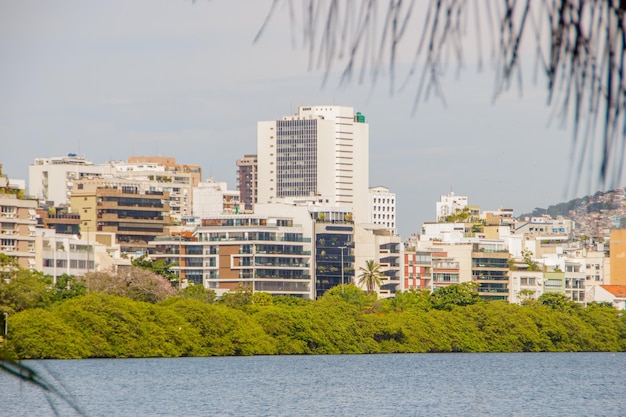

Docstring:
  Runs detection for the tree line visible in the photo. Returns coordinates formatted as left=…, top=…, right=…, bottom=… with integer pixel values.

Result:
left=1, top=253, right=625, bottom=359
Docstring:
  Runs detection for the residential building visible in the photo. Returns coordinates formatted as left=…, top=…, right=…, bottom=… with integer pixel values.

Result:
left=403, top=248, right=432, bottom=290
left=149, top=214, right=314, bottom=298
left=354, top=224, right=401, bottom=297
left=368, top=186, right=397, bottom=235
left=110, top=157, right=201, bottom=221
left=436, top=192, right=468, bottom=221
left=509, top=270, right=544, bottom=304
left=29, top=155, right=200, bottom=221
left=70, top=177, right=170, bottom=255
left=310, top=206, right=355, bottom=298
left=564, top=259, right=586, bottom=302
left=37, top=208, right=81, bottom=235
left=257, top=105, right=369, bottom=223
left=236, top=154, right=258, bottom=211
left=34, top=229, right=95, bottom=281
left=193, top=178, right=240, bottom=218
left=586, top=285, right=626, bottom=310
left=543, top=270, right=566, bottom=294
left=609, top=229, right=626, bottom=285
left=0, top=194, right=37, bottom=269
left=472, top=241, right=510, bottom=301
left=28, top=154, right=110, bottom=206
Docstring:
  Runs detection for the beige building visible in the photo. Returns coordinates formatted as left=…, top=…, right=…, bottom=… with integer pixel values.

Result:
left=71, top=177, right=170, bottom=255
left=0, top=194, right=37, bottom=269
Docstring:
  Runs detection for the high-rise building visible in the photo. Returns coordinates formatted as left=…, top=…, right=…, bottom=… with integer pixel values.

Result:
left=236, top=155, right=258, bottom=211
left=257, top=105, right=369, bottom=222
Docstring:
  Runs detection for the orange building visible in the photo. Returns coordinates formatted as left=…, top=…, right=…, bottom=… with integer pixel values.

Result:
left=609, top=229, right=626, bottom=285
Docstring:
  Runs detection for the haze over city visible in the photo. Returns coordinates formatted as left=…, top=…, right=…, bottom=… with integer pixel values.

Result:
left=2, top=0, right=620, bottom=238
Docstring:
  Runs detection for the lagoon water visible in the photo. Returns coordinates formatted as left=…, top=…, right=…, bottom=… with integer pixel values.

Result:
left=1, top=353, right=625, bottom=417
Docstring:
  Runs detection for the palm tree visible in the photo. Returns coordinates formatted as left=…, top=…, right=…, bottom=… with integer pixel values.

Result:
left=358, top=260, right=384, bottom=294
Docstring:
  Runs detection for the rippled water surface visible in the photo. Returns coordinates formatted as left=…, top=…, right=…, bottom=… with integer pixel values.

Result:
left=1, top=353, right=624, bottom=417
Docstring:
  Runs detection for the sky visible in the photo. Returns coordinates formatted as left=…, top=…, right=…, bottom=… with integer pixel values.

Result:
left=1, top=1, right=619, bottom=238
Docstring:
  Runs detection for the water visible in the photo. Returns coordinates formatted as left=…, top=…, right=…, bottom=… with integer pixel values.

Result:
left=1, top=353, right=624, bottom=417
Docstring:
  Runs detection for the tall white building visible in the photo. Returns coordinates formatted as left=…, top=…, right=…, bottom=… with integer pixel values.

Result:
left=368, top=186, right=397, bottom=235
left=257, top=105, right=369, bottom=223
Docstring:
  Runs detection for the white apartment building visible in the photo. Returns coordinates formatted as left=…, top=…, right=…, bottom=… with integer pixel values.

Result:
left=368, top=186, right=397, bottom=235
left=436, top=192, right=468, bottom=221
left=35, top=229, right=95, bottom=281
left=29, top=154, right=110, bottom=206
left=257, top=105, right=369, bottom=223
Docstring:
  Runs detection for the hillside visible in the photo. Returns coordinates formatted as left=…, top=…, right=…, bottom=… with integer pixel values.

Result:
left=518, top=188, right=626, bottom=237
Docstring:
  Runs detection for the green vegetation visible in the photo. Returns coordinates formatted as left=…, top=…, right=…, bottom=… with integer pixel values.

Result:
left=1, top=264, right=624, bottom=358
left=358, top=260, right=384, bottom=294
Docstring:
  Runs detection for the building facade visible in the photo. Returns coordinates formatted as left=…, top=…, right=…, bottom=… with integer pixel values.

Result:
left=0, top=194, right=37, bottom=269
left=436, top=192, right=468, bottom=221
left=368, top=186, right=397, bottom=235
left=257, top=105, right=369, bottom=223
left=28, top=154, right=110, bottom=206
left=193, top=179, right=240, bottom=218
left=236, top=154, right=258, bottom=211
left=71, top=178, right=170, bottom=255
left=149, top=215, right=314, bottom=298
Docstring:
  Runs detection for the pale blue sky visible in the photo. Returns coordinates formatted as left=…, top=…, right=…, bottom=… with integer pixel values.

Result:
left=1, top=1, right=614, bottom=237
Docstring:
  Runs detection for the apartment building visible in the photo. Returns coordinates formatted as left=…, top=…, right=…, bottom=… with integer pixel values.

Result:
left=34, top=229, right=95, bottom=281
left=610, top=229, right=626, bottom=285
left=354, top=224, right=401, bottom=297
left=509, top=269, right=544, bottom=304
left=472, top=241, right=510, bottom=301
left=149, top=214, right=314, bottom=298
left=193, top=178, right=240, bottom=218
left=236, top=154, right=258, bottom=211
left=29, top=154, right=110, bottom=206
left=436, top=192, right=468, bottom=221
left=368, top=186, right=397, bottom=235
left=257, top=105, right=369, bottom=223
left=109, top=157, right=200, bottom=221
left=310, top=207, right=355, bottom=298
left=71, top=177, right=170, bottom=255
left=29, top=155, right=200, bottom=221
left=37, top=208, right=81, bottom=235
left=0, top=194, right=37, bottom=269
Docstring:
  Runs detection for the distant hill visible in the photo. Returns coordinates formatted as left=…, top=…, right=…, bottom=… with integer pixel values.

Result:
left=519, top=189, right=624, bottom=219
left=518, top=188, right=626, bottom=235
